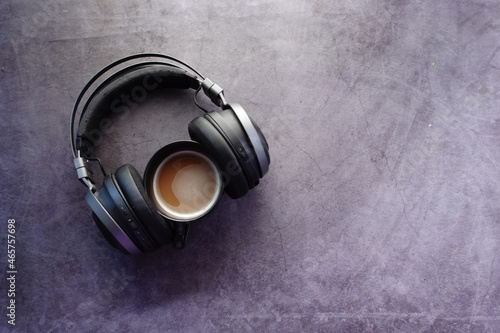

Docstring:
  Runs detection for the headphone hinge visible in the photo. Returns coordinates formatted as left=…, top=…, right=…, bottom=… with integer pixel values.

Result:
left=201, top=78, right=227, bottom=107
left=74, top=156, right=96, bottom=191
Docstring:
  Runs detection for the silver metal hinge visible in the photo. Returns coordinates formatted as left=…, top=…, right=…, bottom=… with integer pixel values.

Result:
left=74, top=157, right=96, bottom=192
left=201, top=78, right=227, bottom=107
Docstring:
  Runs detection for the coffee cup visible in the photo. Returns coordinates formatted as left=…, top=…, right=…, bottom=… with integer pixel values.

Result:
left=144, top=141, right=223, bottom=221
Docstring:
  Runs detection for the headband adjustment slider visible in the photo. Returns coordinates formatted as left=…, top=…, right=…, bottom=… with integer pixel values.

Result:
left=201, top=78, right=227, bottom=107
left=74, top=156, right=95, bottom=191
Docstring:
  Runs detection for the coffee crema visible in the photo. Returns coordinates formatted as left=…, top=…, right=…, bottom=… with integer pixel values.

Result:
left=153, top=151, right=220, bottom=220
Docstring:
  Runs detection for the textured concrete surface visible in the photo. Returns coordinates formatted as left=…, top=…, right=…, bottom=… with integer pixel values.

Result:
left=1, top=0, right=500, bottom=332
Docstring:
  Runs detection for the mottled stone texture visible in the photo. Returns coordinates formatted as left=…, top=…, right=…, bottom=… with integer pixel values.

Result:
left=1, top=0, right=500, bottom=332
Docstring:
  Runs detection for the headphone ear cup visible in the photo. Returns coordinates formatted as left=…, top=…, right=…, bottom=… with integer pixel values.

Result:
left=92, top=211, right=130, bottom=254
left=114, top=164, right=173, bottom=247
left=188, top=116, right=249, bottom=199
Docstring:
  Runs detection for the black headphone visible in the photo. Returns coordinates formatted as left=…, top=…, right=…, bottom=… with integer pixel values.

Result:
left=70, top=54, right=270, bottom=255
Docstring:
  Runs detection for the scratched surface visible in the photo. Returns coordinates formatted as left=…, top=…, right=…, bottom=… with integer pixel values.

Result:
left=1, top=0, right=500, bottom=332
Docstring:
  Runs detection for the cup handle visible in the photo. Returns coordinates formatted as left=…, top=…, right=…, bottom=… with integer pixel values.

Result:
left=172, top=222, right=190, bottom=249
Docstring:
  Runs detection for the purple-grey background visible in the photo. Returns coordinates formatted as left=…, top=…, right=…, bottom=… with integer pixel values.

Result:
left=1, top=0, right=500, bottom=332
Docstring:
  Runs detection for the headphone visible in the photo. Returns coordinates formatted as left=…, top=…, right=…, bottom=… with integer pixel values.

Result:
left=70, top=54, right=270, bottom=255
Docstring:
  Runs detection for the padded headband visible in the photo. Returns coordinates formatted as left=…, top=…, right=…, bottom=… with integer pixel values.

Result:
left=76, top=63, right=200, bottom=155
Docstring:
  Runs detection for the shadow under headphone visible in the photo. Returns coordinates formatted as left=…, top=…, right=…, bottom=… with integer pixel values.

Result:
left=71, top=54, right=270, bottom=255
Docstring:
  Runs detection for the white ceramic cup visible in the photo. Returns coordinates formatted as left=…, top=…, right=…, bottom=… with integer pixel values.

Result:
left=144, top=141, right=223, bottom=222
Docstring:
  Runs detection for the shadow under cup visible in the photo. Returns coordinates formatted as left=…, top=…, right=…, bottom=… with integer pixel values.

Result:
left=144, top=141, right=223, bottom=222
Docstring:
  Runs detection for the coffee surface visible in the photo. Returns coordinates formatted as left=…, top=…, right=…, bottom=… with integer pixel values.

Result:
left=156, top=153, right=217, bottom=217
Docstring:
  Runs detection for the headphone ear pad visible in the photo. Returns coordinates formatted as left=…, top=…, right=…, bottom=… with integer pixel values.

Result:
left=188, top=116, right=249, bottom=199
left=114, top=164, right=173, bottom=247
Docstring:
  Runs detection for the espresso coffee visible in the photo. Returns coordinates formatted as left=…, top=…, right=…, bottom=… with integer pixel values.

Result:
left=152, top=151, right=221, bottom=221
